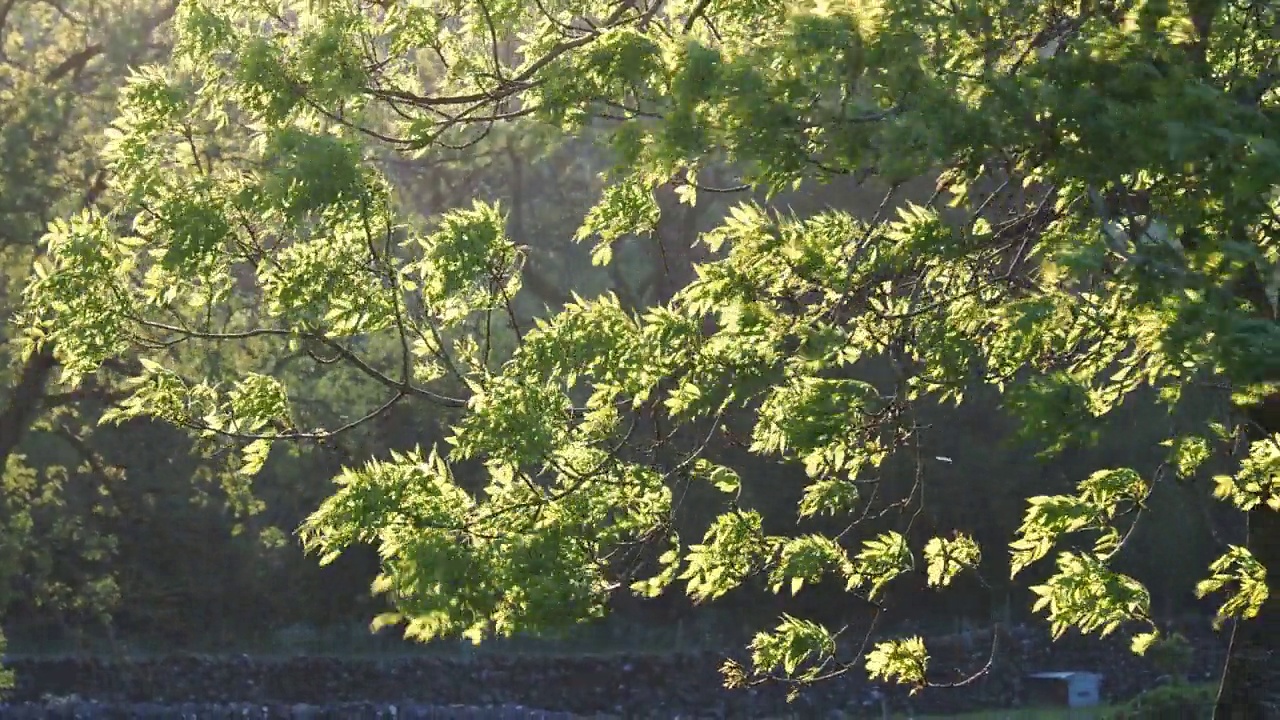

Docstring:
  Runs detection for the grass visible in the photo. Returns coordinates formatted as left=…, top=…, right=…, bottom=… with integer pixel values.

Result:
left=785, top=682, right=1217, bottom=720
left=911, top=709, right=1113, bottom=719
left=764, top=709, right=1114, bottom=720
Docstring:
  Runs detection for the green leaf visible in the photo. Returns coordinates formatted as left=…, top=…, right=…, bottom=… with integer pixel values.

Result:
left=1131, top=630, right=1160, bottom=656
left=749, top=615, right=836, bottom=681
left=923, top=534, right=981, bottom=588
left=769, top=534, right=853, bottom=595
left=797, top=478, right=860, bottom=518
left=865, top=636, right=929, bottom=690
left=1030, top=552, right=1151, bottom=640
left=1212, top=436, right=1280, bottom=512
left=239, top=438, right=272, bottom=478
left=1166, top=435, right=1211, bottom=480
left=850, top=531, right=912, bottom=599
left=1196, top=546, right=1270, bottom=629
left=693, top=459, right=742, bottom=495
left=679, top=511, right=770, bottom=603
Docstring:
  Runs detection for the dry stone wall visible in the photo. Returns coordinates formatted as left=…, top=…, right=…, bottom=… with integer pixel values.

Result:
left=0, top=623, right=1228, bottom=718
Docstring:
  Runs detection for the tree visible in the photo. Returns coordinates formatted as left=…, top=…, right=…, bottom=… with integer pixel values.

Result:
left=1, top=0, right=392, bottom=648
left=0, top=0, right=180, bottom=471
left=21, top=0, right=1279, bottom=715
left=0, top=0, right=181, bottom=651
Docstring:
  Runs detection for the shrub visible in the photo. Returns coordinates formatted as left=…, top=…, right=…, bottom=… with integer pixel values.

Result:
left=1108, top=683, right=1215, bottom=720
left=1148, top=632, right=1194, bottom=682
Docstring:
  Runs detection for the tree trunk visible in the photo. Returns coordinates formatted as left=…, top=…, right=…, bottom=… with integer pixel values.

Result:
left=0, top=347, right=57, bottom=472
left=1214, top=395, right=1280, bottom=719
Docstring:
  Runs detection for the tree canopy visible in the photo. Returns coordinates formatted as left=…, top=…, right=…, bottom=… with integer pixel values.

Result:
left=15, top=0, right=1280, bottom=714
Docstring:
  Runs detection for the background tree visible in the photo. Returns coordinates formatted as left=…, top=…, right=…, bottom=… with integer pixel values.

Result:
left=1, top=0, right=383, bottom=651
left=0, top=0, right=179, bottom=648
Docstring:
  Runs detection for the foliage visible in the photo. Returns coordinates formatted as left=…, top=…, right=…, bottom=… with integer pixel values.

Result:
left=0, top=0, right=181, bottom=650
left=865, top=635, right=929, bottom=690
left=1108, top=683, right=1215, bottom=720
left=1194, top=545, right=1269, bottom=628
left=0, top=630, right=10, bottom=693
left=17, top=0, right=1280, bottom=703
left=1147, top=631, right=1195, bottom=682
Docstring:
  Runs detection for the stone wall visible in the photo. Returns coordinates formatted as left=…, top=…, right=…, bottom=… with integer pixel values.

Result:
left=1, top=623, right=1228, bottom=718
left=0, top=701, right=585, bottom=719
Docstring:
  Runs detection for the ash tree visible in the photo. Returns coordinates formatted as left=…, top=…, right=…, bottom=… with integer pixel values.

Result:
left=17, top=0, right=1280, bottom=714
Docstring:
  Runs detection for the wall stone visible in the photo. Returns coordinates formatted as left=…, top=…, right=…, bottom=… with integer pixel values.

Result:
left=1, top=622, right=1228, bottom=718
